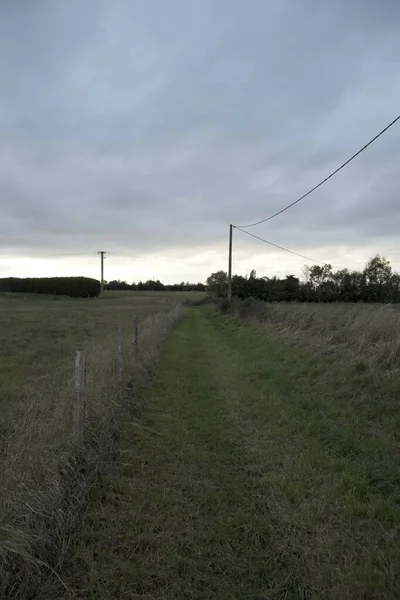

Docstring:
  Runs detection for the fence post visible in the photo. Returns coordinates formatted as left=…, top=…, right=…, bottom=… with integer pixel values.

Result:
left=134, top=316, right=140, bottom=356
left=116, top=325, right=123, bottom=382
left=73, top=350, right=85, bottom=446
left=149, top=313, right=155, bottom=343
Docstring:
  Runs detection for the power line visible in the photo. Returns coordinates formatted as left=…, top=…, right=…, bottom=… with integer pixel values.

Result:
left=52, top=252, right=95, bottom=257
left=234, top=225, right=338, bottom=267
left=236, top=114, right=400, bottom=228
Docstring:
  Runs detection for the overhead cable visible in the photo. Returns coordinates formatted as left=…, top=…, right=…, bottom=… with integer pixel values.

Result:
left=234, top=226, right=339, bottom=267
left=236, top=115, right=400, bottom=228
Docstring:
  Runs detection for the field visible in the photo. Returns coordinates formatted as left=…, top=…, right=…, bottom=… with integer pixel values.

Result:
left=2, top=296, right=400, bottom=598
left=0, top=290, right=204, bottom=402
left=67, top=302, right=400, bottom=599
left=0, top=290, right=202, bottom=599
left=1, top=289, right=203, bottom=470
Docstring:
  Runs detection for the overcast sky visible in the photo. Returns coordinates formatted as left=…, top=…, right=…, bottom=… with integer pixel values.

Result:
left=1, top=0, right=400, bottom=283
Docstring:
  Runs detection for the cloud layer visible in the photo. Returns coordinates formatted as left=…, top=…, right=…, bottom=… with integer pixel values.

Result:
left=1, top=0, right=400, bottom=281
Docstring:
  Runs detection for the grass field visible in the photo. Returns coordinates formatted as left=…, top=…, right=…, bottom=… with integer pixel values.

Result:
left=66, top=305, right=400, bottom=599
left=0, top=290, right=203, bottom=401
left=0, top=290, right=202, bottom=599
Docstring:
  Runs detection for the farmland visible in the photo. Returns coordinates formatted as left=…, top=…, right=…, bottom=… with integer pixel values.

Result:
left=68, top=302, right=400, bottom=599
left=2, top=296, right=400, bottom=598
left=0, top=289, right=202, bottom=465
left=0, top=290, right=204, bottom=400
left=0, top=290, right=202, bottom=599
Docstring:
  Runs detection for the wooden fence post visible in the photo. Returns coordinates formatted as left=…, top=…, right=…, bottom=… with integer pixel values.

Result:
left=73, top=350, right=85, bottom=446
left=149, top=313, right=155, bottom=342
left=134, top=316, right=140, bottom=356
left=116, top=325, right=123, bottom=382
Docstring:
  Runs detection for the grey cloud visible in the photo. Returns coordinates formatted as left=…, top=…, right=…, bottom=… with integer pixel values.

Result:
left=1, top=0, right=400, bottom=276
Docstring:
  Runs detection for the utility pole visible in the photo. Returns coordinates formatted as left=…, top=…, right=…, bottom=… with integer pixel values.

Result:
left=98, top=251, right=106, bottom=293
left=228, top=224, right=233, bottom=301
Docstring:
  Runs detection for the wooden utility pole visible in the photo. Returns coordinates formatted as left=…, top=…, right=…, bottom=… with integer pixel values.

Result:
left=98, top=251, right=106, bottom=293
left=228, top=224, right=233, bottom=301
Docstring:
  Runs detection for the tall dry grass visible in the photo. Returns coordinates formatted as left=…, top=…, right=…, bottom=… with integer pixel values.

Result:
left=0, top=305, right=182, bottom=599
left=228, top=299, right=400, bottom=372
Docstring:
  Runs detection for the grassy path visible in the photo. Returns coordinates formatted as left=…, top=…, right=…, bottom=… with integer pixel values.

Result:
left=71, top=308, right=400, bottom=600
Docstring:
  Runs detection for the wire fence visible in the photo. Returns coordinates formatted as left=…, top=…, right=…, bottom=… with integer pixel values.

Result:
left=71, top=304, right=182, bottom=447
left=0, top=303, right=183, bottom=600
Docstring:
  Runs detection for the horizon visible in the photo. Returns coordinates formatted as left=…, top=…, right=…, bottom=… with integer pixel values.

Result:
left=1, top=249, right=398, bottom=287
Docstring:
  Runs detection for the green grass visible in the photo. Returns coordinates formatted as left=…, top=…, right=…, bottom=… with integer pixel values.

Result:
left=0, top=290, right=204, bottom=399
left=68, top=307, right=400, bottom=599
left=0, top=289, right=203, bottom=475
left=0, top=290, right=199, bottom=599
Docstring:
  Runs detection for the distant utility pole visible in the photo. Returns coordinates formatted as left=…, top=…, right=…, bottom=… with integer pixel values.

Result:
left=98, top=251, right=107, bottom=293
left=228, top=224, right=233, bottom=301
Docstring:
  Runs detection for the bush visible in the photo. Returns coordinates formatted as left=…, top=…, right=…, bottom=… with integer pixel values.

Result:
left=182, top=296, right=210, bottom=307
left=219, top=299, right=231, bottom=313
left=0, top=277, right=101, bottom=298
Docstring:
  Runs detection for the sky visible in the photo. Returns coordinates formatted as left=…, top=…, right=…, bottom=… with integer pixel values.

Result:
left=1, top=0, right=400, bottom=283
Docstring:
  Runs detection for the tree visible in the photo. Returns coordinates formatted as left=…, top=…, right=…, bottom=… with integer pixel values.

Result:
left=208, top=255, right=400, bottom=304
left=206, top=271, right=228, bottom=297
left=362, top=255, right=392, bottom=302
left=284, top=275, right=300, bottom=301
left=308, top=264, right=332, bottom=301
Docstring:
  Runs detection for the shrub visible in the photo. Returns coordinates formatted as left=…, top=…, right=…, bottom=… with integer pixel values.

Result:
left=219, top=299, right=231, bottom=313
left=0, top=277, right=101, bottom=298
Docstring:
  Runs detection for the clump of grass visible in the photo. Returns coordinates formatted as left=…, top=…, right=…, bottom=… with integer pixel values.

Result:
left=0, top=304, right=183, bottom=599
left=228, top=299, right=400, bottom=373
left=182, top=295, right=211, bottom=307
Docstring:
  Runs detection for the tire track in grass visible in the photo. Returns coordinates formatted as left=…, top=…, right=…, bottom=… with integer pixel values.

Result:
left=72, top=309, right=298, bottom=599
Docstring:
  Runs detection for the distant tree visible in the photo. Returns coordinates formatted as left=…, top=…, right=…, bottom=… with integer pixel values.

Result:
left=302, top=265, right=310, bottom=282
left=207, top=255, right=400, bottom=304
left=0, top=276, right=100, bottom=297
left=206, top=271, right=228, bottom=297
left=362, top=255, right=392, bottom=302
left=105, top=279, right=131, bottom=291
left=284, top=275, right=300, bottom=301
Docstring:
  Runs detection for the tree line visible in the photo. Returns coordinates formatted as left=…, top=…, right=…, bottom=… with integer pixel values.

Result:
left=105, top=279, right=206, bottom=292
left=0, top=277, right=100, bottom=297
left=206, top=255, right=400, bottom=303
